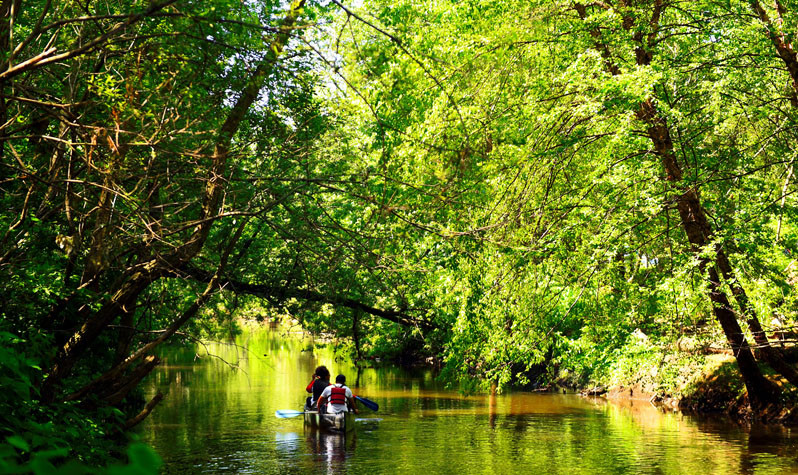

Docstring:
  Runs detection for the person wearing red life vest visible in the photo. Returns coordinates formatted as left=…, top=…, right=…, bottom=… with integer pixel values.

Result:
left=318, top=374, right=358, bottom=414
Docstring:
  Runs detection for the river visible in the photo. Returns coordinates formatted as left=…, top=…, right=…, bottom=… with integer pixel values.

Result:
left=138, top=325, right=798, bottom=474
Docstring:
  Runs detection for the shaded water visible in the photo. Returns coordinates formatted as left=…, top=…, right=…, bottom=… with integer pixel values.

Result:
left=139, top=327, right=798, bottom=474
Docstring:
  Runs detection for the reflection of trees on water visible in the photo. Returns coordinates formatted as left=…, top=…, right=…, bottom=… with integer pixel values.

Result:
left=139, top=328, right=798, bottom=473
left=736, top=424, right=797, bottom=474
left=592, top=399, right=798, bottom=473
left=141, top=328, right=365, bottom=473
left=489, top=387, right=497, bottom=429
left=304, top=427, right=356, bottom=474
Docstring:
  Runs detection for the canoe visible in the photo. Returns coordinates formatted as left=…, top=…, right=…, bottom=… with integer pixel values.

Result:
left=303, top=406, right=355, bottom=433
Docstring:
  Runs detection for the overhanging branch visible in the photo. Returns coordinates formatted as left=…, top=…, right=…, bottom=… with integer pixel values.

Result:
left=180, top=265, right=435, bottom=331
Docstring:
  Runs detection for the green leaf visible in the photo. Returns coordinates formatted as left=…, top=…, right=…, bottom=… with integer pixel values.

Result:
left=32, top=448, right=69, bottom=459
left=126, top=443, right=162, bottom=473
left=29, top=457, right=58, bottom=475
left=55, top=460, right=90, bottom=475
left=5, top=436, right=29, bottom=453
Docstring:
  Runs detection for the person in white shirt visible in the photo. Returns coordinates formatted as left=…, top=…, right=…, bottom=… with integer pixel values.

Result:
left=318, top=374, right=359, bottom=414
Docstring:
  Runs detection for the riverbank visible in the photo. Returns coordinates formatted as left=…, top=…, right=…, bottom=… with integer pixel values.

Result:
left=576, top=351, right=798, bottom=425
left=252, top=318, right=798, bottom=423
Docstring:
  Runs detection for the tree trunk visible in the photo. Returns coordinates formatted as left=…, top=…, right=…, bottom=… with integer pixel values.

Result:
left=637, top=98, right=781, bottom=408
left=353, top=309, right=363, bottom=364
left=716, top=248, right=798, bottom=387
left=40, top=0, right=307, bottom=402
left=574, top=2, right=781, bottom=408
left=750, top=0, right=798, bottom=98
left=742, top=0, right=798, bottom=386
left=42, top=264, right=157, bottom=401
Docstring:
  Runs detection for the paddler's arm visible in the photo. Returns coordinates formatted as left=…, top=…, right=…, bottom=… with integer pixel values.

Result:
left=348, top=396, right=359, bottom=414
left=306, top=377, right=316, bottom=393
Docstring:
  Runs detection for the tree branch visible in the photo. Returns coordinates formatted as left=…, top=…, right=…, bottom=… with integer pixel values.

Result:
left=181, top=265, right=435, bottom=330
left=123, top=392, right=164, bottom=430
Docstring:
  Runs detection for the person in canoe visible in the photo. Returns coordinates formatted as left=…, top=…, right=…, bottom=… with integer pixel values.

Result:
left=318, top=374, right=358, bottom=414
left=305, top=365, right=331, bottom=409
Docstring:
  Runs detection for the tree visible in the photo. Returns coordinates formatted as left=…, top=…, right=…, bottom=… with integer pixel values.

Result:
left=0, top=3, right=348, bottom=461
left=1, top=2, right=435, bottom=455
left=330, top=0, right=798, bottom=408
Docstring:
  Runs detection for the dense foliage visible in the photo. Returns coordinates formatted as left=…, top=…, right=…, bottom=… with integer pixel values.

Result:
left=3, top=0, right=798, bottom=469
left=323, top=0, right=798, bottom=404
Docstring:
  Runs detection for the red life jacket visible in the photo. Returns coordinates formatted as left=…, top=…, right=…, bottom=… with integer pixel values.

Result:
left=329, top=386, right=347, bottom=405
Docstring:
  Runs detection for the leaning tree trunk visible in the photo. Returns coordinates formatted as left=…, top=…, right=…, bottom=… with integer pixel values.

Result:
left=40, top=0, right=308, bottom=404
left=637, top=99, right=780, bottom=407
left=739, top=0, right=798, bottom=386
left=574, top=1, right=781, bottom=409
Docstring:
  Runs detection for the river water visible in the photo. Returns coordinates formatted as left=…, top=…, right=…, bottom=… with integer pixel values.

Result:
left=138, top=326, right=798, bottom=474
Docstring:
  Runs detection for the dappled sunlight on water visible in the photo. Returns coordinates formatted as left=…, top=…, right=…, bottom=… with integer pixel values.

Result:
left=139, top=327, right=798, bottom=474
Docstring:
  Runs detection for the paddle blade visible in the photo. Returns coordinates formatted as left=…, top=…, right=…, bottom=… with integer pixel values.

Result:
left=275, top=410, right=304, bottom=418
left=355, top=396, right=379, bottom=412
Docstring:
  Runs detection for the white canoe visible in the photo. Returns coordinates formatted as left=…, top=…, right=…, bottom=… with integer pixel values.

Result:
left=303, top=407, right=355, bottom=433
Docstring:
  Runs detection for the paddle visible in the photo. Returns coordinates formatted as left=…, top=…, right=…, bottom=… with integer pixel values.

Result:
left=275, top=410, right=308, bottom=418
left=354, top=396, right=379, bottom=412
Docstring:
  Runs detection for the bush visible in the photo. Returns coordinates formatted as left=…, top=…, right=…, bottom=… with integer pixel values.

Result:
left=0, top=331, right=161, bottom=474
